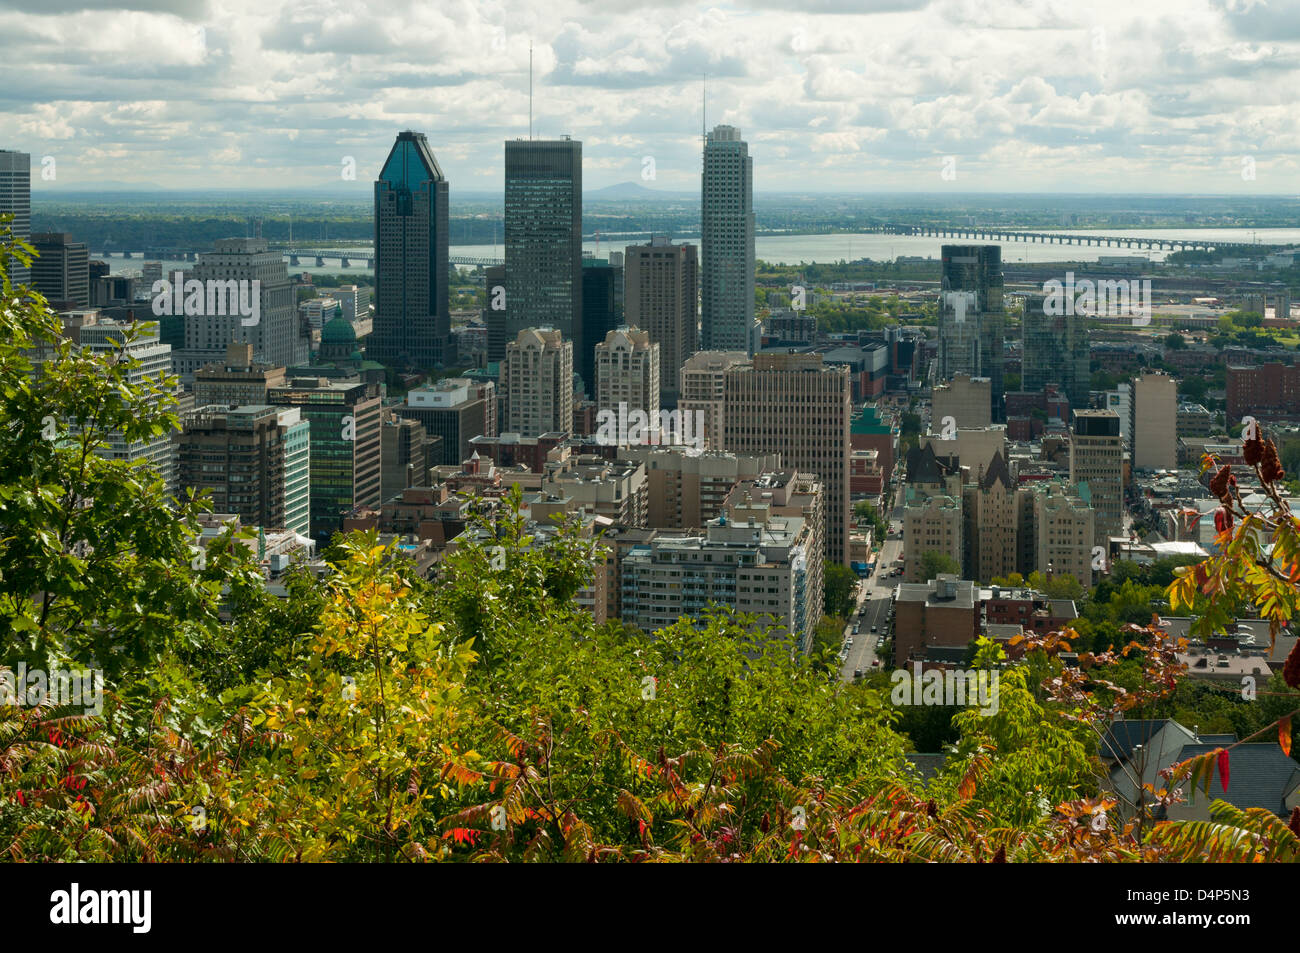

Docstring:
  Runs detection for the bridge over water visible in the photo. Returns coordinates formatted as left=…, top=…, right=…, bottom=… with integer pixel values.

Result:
left=863, top=223, right=1280, bottom=255
left=95, top=226, right=1280, bottom=266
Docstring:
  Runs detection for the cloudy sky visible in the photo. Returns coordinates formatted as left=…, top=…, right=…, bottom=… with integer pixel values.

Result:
left=1, top=0, right=1297, bottom=194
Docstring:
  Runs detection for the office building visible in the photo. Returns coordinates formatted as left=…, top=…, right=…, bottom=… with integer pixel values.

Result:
left=1022, top=292, right=1089, bottom=409
left=177, top=404, right=311, bottom=538
left=1226, top=363, right=1300, bottom=422
left=503, top=327, right=573, bottom=438
left=620, top=445, right=782, bottom=529
left=0, top=150, right=30, bottom=287
left=620, top=510, right=820, bottom=647
left=172, top=238, right=306, bottom=383
left=938, top=245, right=1005, bottom=420
left=679, top=350, right=748, bottom=450
left=194, top=342, right=288, bottom=407
left=77, top=318, right=178, bottom=495
left=1105, top=384, right=1133, bottom=450
left=962, top=450, right=1016, bottom=583
left=396, top=377, right=496, bottom=467
left=1025, top=480, right=1095, bottom=582
left=892, top=575, right=979, bottom=668
left=382, top=413, right=433, bottom=503
left=503, top=138, right=583, bottom=377
left=723, top=352, right=851, bottom=565
left=269, top=377, right=382, bottom=540
left=903, top=493, right=963, bottom=583
left=484, top=264, right=508, bottom=363
left=932, top=373, right=991, bottom=431
left=624, top=236, right=698, bottom=406
left=580, top=255, right=623, bottom=391
left=30, top=232, right=89, bottom=308
left=1070, top=409, right=1124, bottom=539
left=1132, top=372, right=1179, bottom=471
left=371, top=130, right=452, bottom=368
left=701, top=126, right=756, bottom=354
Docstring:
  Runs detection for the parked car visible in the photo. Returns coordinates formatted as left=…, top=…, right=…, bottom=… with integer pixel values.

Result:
left=853, top=669, right=862, bottom=679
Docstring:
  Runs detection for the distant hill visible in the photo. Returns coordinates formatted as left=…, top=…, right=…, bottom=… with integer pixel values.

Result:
left=585, top=181, right=694, bottom=202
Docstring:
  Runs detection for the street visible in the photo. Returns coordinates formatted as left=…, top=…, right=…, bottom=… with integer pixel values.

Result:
left=838, top=473, right=907, bottom=683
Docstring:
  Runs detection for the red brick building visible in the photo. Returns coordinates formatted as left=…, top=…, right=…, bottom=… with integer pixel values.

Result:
left=1227, top=362, right=1300, bottom=422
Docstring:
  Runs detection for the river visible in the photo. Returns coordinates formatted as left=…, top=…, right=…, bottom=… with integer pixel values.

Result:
left=90, top=226, right=1300, bottom=277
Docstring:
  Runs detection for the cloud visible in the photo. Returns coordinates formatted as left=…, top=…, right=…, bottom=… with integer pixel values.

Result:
left=0, top=0, right=1293, bottom=192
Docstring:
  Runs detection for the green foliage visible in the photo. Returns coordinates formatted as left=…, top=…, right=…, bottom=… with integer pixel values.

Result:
left=919, top=550, right=961, bottom=581
left=823, top=562, right=859, bottom=619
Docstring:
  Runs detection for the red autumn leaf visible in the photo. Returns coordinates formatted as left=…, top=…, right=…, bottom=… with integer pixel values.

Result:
left=1217, top=748, right=1231, bottom=791
left=1281, top=717, right=1293, bottom=758
left=637, top=819, right=648, bottom=838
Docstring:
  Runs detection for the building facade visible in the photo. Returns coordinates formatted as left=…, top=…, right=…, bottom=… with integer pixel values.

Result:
left=594, top=326, right=660, bottom=424
left=1070, top=409, right=1124, bottom=539
left=504, top=138, right=583, bottom=380
left=177, top=404, right=311, bottom=538
left=701, top=126, right=756, bottom=354
left=723, top=352, right=851, bottom=565
left=268, top=377, right=382, bottom=540
left=624, top=236, right=698, bottom=406
left=371, top=130, right=452, bottom=369
left=503, top=327, right=573, bottom=438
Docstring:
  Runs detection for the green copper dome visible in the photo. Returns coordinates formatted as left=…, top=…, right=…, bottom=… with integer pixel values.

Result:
left=322, top=315, right=357, bottom=344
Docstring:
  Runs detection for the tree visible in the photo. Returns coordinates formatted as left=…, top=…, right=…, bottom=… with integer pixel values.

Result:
left=919, top=550, right=961, bottom=581
left=824, top=563, right=859, bottom=618
left=0, top=222, right=224, bottom=687
left=1164, top=332, right=1187, bottom=350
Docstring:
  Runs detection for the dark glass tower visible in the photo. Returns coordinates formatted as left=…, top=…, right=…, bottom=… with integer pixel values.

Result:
left=1022, top=292, right=1089, bottom=409
left=580, top=256, right=621, bottom=392
left=503, top=138, right=583, bottom=380
left=372, top=130, right=451, bottom=369
left=940, top=244, right=1005, bottom=421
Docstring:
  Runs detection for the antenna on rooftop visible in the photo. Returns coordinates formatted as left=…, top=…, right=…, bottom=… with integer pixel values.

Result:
left=702, top=72, right=707, bottom=146
left=529, top=40, right=534, bottom=141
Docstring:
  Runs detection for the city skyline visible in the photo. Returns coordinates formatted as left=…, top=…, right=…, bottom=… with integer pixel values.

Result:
left=3, top=0, right=1300, bottom=194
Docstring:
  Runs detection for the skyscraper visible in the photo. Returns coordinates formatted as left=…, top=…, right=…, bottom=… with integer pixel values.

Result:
left=31, top=232, right=89, bottom=308
left=938, top=245, right=1005, bottom=421
left=0, top=150, right=31, bottom=287
left=1022, top=292, right=1089, bottom=408
left=625, top=236, right=698, bottom=407
left=701, top=126, right=756, bottom=355
left=372, top=130, right=452, bottom=369
left=504, top=138, right=582, bottom=376
left=580, top=255, right=622, bottom=390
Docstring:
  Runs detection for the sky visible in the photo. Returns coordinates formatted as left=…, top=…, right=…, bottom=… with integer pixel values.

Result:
left=1, top=0, right=1298, bottom=194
